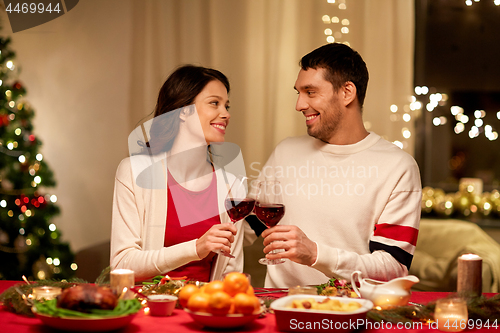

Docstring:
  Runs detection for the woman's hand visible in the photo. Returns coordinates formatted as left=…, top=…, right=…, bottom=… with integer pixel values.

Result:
left=196, top=223, right=237, bottom=259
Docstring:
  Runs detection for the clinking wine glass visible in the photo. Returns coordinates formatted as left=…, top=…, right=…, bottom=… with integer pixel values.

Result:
left=255, top=180, right=286, bottom=265
left=215, top=176, right=255, bottom=258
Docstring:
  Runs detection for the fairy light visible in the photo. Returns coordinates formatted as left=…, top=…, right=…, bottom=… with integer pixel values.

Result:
left=323, top=0, right=349, bottom=44
left=71, top=263, right=78, bottom=270
left=393, top=140, right=403, bottom=149
left=50, top=195, right=58, bottom=203
left=18, top=155, right=26, bottom=163
left=36, top=153, right=43, bottom=161
left=402, top=128, right=411, bottom=139
left=390, top=104, right=398, bottom=113
left=46, top=257, right=53, bottom=265
left=403, top=113, right=411, bottom=122
left=454, top=123, right=465, bottom=134
left=6, top=60, right=14, bottom=69
left=0, top=200, right=6, bottom=207
left=49, top=223, right=57, bottom=231
left=53, top=258, right=60, bottom=266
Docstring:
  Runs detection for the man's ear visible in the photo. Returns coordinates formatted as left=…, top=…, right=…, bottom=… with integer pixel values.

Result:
left=343, top=81, right=357, bottom=106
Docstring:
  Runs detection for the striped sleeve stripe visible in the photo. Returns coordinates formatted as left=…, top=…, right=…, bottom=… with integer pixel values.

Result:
left=370, top=236, right=416, bottom=254
left=369, top=241, right=413, bottom=270
left=373, top=223, right=419, bottom=247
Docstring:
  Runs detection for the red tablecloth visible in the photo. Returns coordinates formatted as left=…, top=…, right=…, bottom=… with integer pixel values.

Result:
left=0, top=281, right=496, bottom=332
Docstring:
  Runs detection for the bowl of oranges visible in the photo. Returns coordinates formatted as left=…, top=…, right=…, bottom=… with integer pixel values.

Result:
left=179, top=272, right=262, bottom=329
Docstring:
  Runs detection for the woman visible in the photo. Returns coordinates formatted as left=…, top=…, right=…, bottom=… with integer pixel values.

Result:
left=110, top=65, right=246, bottom=282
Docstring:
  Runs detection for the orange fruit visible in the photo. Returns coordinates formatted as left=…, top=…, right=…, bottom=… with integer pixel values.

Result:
left=233, top=293, right=259, bottom=315
left=204, top=280, right=225, bottom=295
left=246, top=285, right=255, bottom=296
left=187, top=292, right=210, bottom=313
left=223, top=272, right=250, bottom=297
left=208, top=291, right=232, bottom=315
left=178, top=284, right=199, bottom=308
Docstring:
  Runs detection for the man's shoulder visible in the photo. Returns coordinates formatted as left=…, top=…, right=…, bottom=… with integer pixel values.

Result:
left=371, top=136, right=418, bottom=166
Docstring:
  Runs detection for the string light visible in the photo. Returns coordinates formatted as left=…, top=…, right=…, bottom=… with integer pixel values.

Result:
left=323, top=0, right=349, bottom=44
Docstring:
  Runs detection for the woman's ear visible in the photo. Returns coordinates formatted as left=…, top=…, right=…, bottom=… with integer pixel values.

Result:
left=179, top=107, right=188, bottom=122
left=343, top=81, right=357, bottom=106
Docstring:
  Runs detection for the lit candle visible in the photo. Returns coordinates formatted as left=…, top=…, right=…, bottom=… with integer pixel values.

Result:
left=110, top=269, right=135, bottom=299
left=457, top=254, right=482, bottom=296
left=32, top=286, right=62, bottom=300
left=434, top=298, right=468, bottom=332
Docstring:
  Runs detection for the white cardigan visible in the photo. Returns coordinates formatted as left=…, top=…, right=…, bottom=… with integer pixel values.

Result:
left=110, top=154, right=248, bottom=282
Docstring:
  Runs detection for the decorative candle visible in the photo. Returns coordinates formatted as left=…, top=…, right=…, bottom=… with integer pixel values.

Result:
left=110, top=269, right=135, bottom=299
left=457, top=254, right=482, bottom=296
left=32, top=286, right=62, bottom=300
left=434, top=298, right=468, bottom=332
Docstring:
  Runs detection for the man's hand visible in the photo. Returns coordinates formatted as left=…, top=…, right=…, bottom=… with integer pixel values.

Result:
left=261, top=225, right=317, bottom=266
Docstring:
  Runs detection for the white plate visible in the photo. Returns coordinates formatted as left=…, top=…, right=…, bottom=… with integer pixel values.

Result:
left=32, top=307, right=139, bottom=332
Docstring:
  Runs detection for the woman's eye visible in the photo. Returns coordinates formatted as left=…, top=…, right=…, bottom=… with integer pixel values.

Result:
left=225, top=105, right=230, bottom=111
left=211, top=101, right=219, bottom=106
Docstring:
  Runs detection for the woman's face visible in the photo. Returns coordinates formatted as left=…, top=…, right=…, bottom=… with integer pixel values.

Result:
left=193, top=80, right=230, bottom=144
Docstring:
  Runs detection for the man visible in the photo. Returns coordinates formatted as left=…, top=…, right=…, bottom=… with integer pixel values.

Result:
left=251, top=43, right=421, bottom=288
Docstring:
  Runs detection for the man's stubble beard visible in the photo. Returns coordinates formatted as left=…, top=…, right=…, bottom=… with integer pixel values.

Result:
left=307, top=97, right=343, bottom=143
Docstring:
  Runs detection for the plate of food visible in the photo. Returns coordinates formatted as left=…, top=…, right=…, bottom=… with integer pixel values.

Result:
left=32, top=284, right=142, bottom=332
left=270, top=295, right=373, bottom=333
left=184, top=308, right=261, bottom=329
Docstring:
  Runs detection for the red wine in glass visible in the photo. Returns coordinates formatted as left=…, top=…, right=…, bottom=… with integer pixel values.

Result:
left=254, top=203, right=285, bottom=227
left=225, top=198, right=256, bottom=223
left=255, top=180, right=286, bottom=265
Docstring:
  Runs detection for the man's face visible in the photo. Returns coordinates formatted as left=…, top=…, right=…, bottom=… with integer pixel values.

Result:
left=294, top=68, right=343, bottom=143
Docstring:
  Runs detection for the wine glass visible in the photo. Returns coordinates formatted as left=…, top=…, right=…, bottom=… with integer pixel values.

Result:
left=214, top=176, right=255, bottom=258
left=255, top=180, right=286, bottom=265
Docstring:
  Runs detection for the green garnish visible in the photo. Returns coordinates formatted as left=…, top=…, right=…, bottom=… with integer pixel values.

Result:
left=33, top=298, right=142, bottom=318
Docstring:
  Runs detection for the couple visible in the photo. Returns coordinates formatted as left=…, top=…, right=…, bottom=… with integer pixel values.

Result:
left=110, top=43, right=422, bottom=288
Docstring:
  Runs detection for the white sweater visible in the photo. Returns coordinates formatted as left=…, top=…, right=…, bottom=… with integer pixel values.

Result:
left=258, top=133, right=422, bottom=288
left=110, top=154, right=250, bottom=282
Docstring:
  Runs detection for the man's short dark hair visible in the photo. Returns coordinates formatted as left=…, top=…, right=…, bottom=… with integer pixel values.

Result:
left=300, top=43, right=369, bottom=108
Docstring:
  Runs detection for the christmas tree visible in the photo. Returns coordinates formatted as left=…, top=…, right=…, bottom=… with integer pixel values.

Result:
left=0, top=36, right=76, bottom=280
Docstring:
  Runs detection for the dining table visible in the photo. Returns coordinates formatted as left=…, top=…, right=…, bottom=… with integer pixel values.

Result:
left=0, top=280, right=497, bottom=332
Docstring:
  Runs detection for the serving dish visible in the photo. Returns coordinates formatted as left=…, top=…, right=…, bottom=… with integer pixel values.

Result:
left=32, top=307, right=139, bottom=332
left=184, top=308, right=261, bottom=329
left=270, top=295, right=373, bottom=333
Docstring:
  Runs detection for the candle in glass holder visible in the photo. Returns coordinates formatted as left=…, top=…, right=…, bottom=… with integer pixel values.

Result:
left=110, top=269, right=134, bottom=298
left=457, top=254, right=482, bottom=296
left=434, top=298, right=468, bottom=332
left=32, top=286, right=62, bottom=300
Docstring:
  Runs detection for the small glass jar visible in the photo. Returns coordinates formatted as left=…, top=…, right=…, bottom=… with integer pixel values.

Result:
left=288, top=286, right=317, bottom=296
left=434, top=298, right=468, bottom=332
